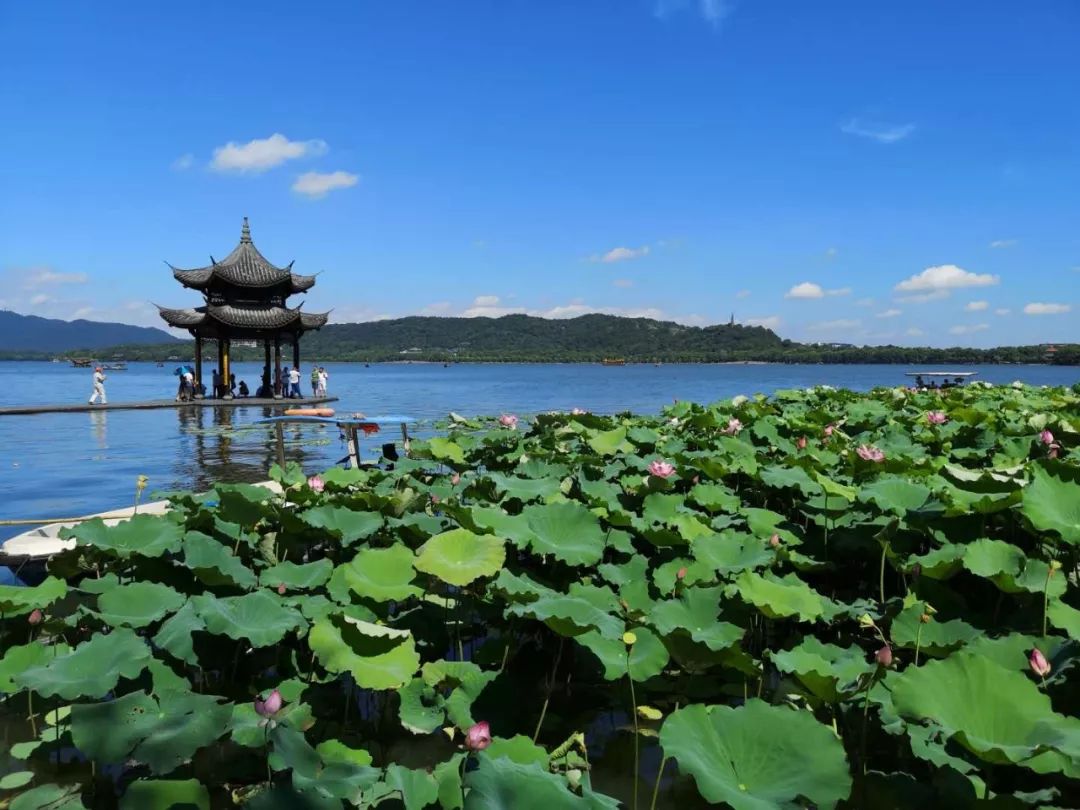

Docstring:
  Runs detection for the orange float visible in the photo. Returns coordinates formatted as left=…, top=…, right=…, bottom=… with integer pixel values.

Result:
left=283, top=408, right=336, bottom=417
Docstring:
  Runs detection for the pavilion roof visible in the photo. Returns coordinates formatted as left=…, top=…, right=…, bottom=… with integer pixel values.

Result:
left=156, top=303, right=329, bottom=333
left=168, top=218, right=317, bottom=292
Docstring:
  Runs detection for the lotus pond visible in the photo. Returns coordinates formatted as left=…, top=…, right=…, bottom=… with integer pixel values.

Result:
left=2, top=382, right=1080, bottom=809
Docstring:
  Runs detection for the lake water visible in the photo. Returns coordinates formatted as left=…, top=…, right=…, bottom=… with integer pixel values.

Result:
left=1, top=360, right=1076, bottom=536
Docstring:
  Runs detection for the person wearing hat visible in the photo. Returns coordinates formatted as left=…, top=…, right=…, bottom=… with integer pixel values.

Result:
left=88, top=366, right=107, bottom=405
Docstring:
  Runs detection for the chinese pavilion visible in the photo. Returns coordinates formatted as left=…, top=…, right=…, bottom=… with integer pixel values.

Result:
left=157, top=218, right=329, bottom=399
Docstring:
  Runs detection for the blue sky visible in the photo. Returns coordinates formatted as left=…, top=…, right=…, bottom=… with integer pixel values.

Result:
left=1, top=0, right=1078, bottom=348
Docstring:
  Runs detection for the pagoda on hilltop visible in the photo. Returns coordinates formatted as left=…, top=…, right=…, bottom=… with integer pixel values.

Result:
left=157, top=217, right=329, bottom=399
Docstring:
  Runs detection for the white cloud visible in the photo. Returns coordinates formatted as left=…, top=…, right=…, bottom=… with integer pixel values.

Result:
left=1023, top=302, right=1071, bottom=315
left=894, top=264, right=999, bottom=296
left=29, top=293, right=51, bottom=306
left=18, top=268, right=89, bottom=289
left=989, top=239, right=1018, bottom=249
left=905, top=327, right=926, bottom=337
left=995, top=308, right=1011, bottom=316
left=808, top=319, right=862, bottom=331
left=612, top=279, right=634, bottom=288
left=785, top=282, right=824, bottom=299
left=473, top=295, right=501, bottom=307
left=210, top=133, right=328, bottom=173
left=419, top=301, right=453, bottom=316
left=73, top=306, right=94, bottom=319
left=841, top=118, right=915, bottom=143
left=855, top=297, right=876, bottom=308
left=876, top=308, right=902, bottom=318
left=948, top=323, right=989, bottom=335
left=828, top=287, right=852, bottom=297
left=735, top=289, right=751, bottom=299
left=329, top=306, right=392, bottom=323
left=964, top=300, right=989, bottom=311
left=593, top=246, right=650, bottom=264
left=741, top=315, right=781, bottom=330
left=292, top=171, right=359, bottom=199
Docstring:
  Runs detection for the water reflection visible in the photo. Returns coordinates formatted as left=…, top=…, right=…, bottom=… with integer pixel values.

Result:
left=89, top=410, right=107, bottom=451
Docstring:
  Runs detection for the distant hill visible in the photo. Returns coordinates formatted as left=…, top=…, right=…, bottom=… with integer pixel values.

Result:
left=300, top=314, right=787, bottom=361
left=0, top=310, right=185, bottom=354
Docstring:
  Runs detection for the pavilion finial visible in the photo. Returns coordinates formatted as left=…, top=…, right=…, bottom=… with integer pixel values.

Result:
left=240, top=217, right=251, bottom=243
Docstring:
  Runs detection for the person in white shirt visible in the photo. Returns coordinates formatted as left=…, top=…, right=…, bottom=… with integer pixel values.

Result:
left=288, top=366, right=302, bottom=398
left=317, top=367, right=328, bottom=396
left=88, top=367, right=107, bottom=405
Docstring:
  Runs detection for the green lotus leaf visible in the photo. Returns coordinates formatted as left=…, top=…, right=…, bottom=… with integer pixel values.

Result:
left=260, top=559, right=334, bottom=591
left=379, top=764, right=440, bottom=810
left=315, top=740, right=374, bottom=767
left=428, top=436, right=467, bottom=465
left=0, top=575, right=66, bottom=616
left=890, top=602, right=982, bottom=657
left=588, top=425, right=631, bottom=457
left=1048, top=600, right=1080, bottom=640
left=398, top=678, right=444, bottom=734
left=191, top=591, right=306, bottom=648
left=963, top=538, right=1066, bottom=597
left=94, top=581, right=185, bottom=628
left=213, top=483, right=278, bottom=526
left=692, top=530, right=774, bottom=576
left=421, top=660, right=499, bottom=729
left=330, top=544, right=420, bottom=603
left=760, top=464, right=824, bottom=497
left=732, top=571, right=835, bottom=622
left=597, top=554, right=648, bottom=589
left=858, top=476, right=933, bottom=514
left=903, top=543, right=965, bottom=579
left=0, top=772, right=33, bottom=790
left=268, top=722, right=322, bottom=778
left=485, top=735, right=550, bottom=768
left=522, top=501, right=605, bottom=566
left=486, top=472, right=562, bottom=503
left=9, top=784, right=87, bottom=810
left=181, top=530, right=257, bottom=588
left=66, top=514, right=184, bottom=558
left=770, top=637, right=874, bottom=704
left=415, top=528, right=506, bottom=586
left=16, top=628, right=150, bottom=699
left=152, top=601, right=206, bottom=666
left=0, top=641, right=70, bottom=693
left=687, top=482, right=741, bottom=513
left=576, top=626, right=669, bottom=681
left=653, top=557, right=712, bottom=592
left=300, top=505, right=383, bottom=544
left=741, top=507, right=802, bottom=545
left=309, top=614, right=420, bottom=690
left=465, top=754, right=605, bottom=809
left=651, top=586, right=744, bottom=651
left=119, top=779, right=210, bottom=810
left=963, top=633, right=1074, bottom=673
left=229, top=695, right=314, bottom=749
left=505, top=589, right=623, bottom=639
left=659, top=701, right=852, bottom=809
left=814, top=474, right=858, bottom=502
left=1020, top=462, right=1080, bottom=545
left=891, top=651, right=1080, bottom=766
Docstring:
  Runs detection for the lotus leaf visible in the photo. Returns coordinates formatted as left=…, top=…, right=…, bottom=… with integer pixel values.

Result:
left=732, top=571, right=835, bottom=621
left=9, top=784, right=87, bottom=810
left=505, top=590, right=623, bottom=639
left=963, top=538, right=1066, bottom=597
left=300, top=504, right=383, bottom=543
left=651, top=586, right=743, bottom=651
left=191, top=591, right=305, bottom=648
left=770, top=637, right=874, bottom=703
left=260, top=559, right=334, bottom=591
left=330, top=544, right=420, bottom=603
left=152, top=601, right=205, bottom=666
left=0, top=575, right=66, bottom=616
left=0, top=641, right=70, bottom=693
left=1021, top=462, right=1080, bottom=544
left=576, top=625, right=669, bottom=681
left=465, top=755, right=608, bottom=809
left=119, top=780, right=210, bottom=810
left=692, top=530, right=774, bottom=576
left=309, top=614, right=420, bottom=689
left=890, top=603, right=982, bottom=656
left=181, top=530, right=257, bottom=588
left=428, top=436, right=467, bottom=465
left=484, top=735, right=550, bottom=767
left=16, top=628, right=150, bottom=699
left=522, top=501, right=605, bottom=566
left=383, top=763, right=441, bottom=810
left=659, top=701, right=852, bottom=809
left=588, top=425, right=631, bottom=457
left=858, top=476, right=933, bottom=514
left=67, top=514, right=184, bottom=558
left=415, top=528, right=506, bottom=586
left=487, top=472, right=563, bottom=503
left=94, top=581, right=185, bottom=628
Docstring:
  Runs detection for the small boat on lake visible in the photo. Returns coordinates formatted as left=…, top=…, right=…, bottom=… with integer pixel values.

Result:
left=905, top=371, right=977, bottom=388
left=70, top=358, right=92, bottom=368
left=101, top=362, right=128, bottom=371
left=601, top=358, right=626, bottom=366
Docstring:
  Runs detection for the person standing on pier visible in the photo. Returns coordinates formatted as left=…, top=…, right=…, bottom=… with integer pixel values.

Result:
left=289, top=366, right=302, bottom=398
left=310, top=366, right=320, bottom=396
left=88, top=366, right=107, bottom=405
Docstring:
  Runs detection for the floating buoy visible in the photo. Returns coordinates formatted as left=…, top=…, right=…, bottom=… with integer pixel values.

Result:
left=284, top=408, right=335, bottom=417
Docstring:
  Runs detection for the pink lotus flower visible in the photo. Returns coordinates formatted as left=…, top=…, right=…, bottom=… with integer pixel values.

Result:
left=722, top=418, right=743, bottom=435
left=647, top=459, right=676, bottom=478
left=1040, top=429, right=1055, bottom=446
left=450, top=472, right=461, bottom=486
left=875, top=645, right=893, bottom=668
left=277, top=584, right=286, bottom=595
left=926, top=411, right=947, bottom=425
left=28, top=609, right=43, bottom=626
left=824, top=424, right=835, bottom=437
left=769, top=533, right=781, bottom=549
left=499, top=414, right=519, bottom=429
left=676, top=566, right=687, bottom=580
left=796, top=436, right=807, bottom=450
left=857, top=445, right=885, bottom=463
left=307, top=475, right=325, bottom=493
left=1029, top=648, right=1051, bottom=678
left=465, top=721, right=492, bottom=751
left=254, top=689, right=284, bottom=718
left=430, top=494, right=440, bottom=504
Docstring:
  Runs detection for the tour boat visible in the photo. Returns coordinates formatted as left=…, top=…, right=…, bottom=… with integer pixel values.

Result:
left=601, top=358, right=627, bottom=366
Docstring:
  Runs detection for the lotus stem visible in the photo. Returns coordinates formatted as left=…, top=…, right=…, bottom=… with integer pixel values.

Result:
left=628, top=657, right=640, bottom=810
left=532, top=638, right=564, bottom=743
left=648, top=701, right=678, bottom=810
left=1043, top=567, right=1052, bottom=638
left=264, top=724, right=272, bottom=786
left=914, top=624, right=923, bottom=667
left=879, top=541, right=890, bottom=606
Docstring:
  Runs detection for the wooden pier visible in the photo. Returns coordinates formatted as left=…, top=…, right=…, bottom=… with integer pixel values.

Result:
left=0, top=396, right=339, bottom=417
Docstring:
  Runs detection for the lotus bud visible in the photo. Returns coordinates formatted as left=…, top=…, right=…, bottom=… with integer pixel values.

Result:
left=307, top=475, right=325, bottom=493
left=254, top=689, right=284, bottom=718
left=498, top=414, right=519, bottom=429
left=450, top=472, right=461, bottom=486
left=824, top=424, right=835, bottom=437
left=1039, top=429, right=1054, bottom=446
left=1029, top=648, right=1051, bottom=678
left=875, top=645, right=894, bottom=668
left=623, top=631, right=638, bottom=646
left=676, top=567, right=688, bottom=581
left=465, top=721, right=492, bottom=751
left=647, top=460, right=676, bottom=479
left=796, top=436, right=807, bottom=450
left=926, top=411, right=947, bottom=425
left=277, top=583, right=286, bottom=595
left=769, top=533, right=781, bottom=549
left=28, top=608, right=43, bottom=626
left=430, top=494, right=440, bottom=504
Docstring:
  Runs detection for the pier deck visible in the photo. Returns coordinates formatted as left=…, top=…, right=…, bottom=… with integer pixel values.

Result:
left=0, top=396, right=339, bottom=417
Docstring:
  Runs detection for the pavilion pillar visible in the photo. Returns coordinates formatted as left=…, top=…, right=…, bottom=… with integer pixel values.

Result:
left=193, top=336, right=204, bottom=399
left=263, top=339, right=272, bottom=399
left=273, top=335, right=283, bottom=399
left=216, top=340, right=225, bottom=398
left=292, top=333, right=300, bottom=372
left=221, top=338, right=233, bottom=400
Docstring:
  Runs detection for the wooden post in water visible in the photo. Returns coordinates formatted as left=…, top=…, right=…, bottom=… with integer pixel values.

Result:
left=274, top=422, right=286, bottom=469
left=273, top=335, right=283, bottom=399
left=221, top=338, right=233, bottom=400
left=216, top=339, right=225, bottom=398
left=193, top=337, right=204, bottom=398
left=292, top=334, right=301, bottom=375
left=263, top=340, right=272, bottom=397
